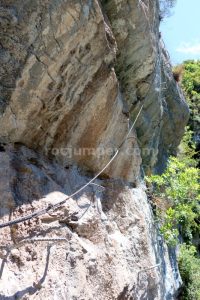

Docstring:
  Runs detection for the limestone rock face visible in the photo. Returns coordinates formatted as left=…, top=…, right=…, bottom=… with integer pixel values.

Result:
left=0, top=0, right=141, bottom=182
left=0, top=146, right=181, bottom=299
left=0, top=0, right=189, bottom=299
left=103, top=0, right=189, bottom=173
left=0, top=0, right=189, bottom=177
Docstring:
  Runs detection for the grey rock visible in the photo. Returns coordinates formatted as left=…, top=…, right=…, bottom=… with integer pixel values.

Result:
left=0, top=146, right=181, bottom=299
left=103, top=0, right=189, bottom=173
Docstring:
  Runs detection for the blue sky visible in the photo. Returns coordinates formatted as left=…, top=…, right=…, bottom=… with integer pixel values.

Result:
left=160, top=0, right=200, bottom=65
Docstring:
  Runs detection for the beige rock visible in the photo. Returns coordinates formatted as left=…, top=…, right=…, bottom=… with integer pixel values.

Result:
left=0, top=0, right=140, bottom=182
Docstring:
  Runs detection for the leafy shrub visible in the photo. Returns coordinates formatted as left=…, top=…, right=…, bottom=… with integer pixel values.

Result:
left=178, top=244, right=200, bottom=300
left=146, top=129, right=200, bottom=246
left=181, top=60, right=200, bottom=167
left=182, top=61, right=200, bottom=98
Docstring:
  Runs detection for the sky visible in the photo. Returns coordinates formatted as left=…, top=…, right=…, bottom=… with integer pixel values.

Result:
left=160, top=0, right=200, bottom=65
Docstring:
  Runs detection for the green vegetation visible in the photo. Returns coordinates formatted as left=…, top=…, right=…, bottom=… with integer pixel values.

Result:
left=147, top=133, right=200, bottom=299
left=182, top=60, right=200, bottom=99
left=147, top=60, right=200, bottom=299
left=172, top=60, right=200, bottom=166
left=178, top=244, right=200, bottom=300
left=146, top=144, right=199, bottom=246
left=182, top=61, right=200, bottom=162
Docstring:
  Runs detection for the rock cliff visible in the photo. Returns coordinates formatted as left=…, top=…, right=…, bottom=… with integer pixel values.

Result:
left=0, top=0, right=189, bottom=299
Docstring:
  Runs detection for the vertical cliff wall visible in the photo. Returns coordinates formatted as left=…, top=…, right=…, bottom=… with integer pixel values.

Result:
left=103, top=0, right=189, bottom=173
left=0, top=0, right=189, bottom=299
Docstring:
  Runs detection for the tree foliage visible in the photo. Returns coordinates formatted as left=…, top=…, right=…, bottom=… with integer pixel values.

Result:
left=182, top=61, right=200, bottom=156
left=159, top=0, right=177, bottom=19
left=147, top=150, right=200, bottom=246
left=146, top=129, right=200, bottom=298
left=178, top=244, right=200, bottom=300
